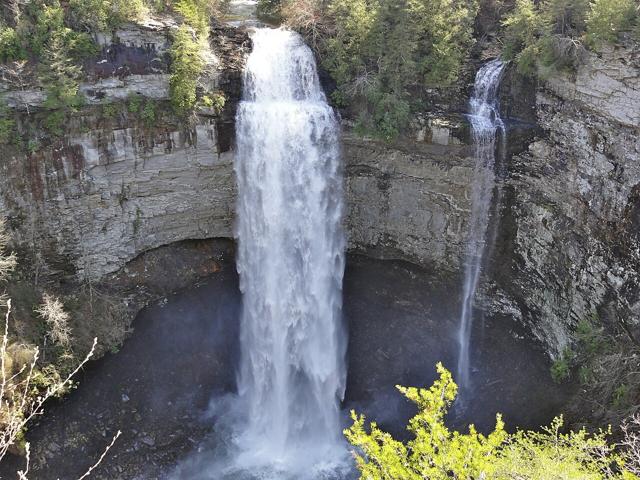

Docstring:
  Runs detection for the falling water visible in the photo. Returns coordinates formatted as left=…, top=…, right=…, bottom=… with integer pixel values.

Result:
left=456, top=59, right=506, bottom=391
left=234, top=28, right=347, bottom=477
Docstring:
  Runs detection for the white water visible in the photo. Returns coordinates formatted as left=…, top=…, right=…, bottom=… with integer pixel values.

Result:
left=456, top=59, right=505, bottom=391
left=234, top=28, right=347, bottom=477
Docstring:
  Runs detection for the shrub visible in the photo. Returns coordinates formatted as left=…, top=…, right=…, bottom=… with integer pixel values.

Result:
left=0, top=102, right=16, bottom=146
left=0, top=26, right=26, bottom=63
left=127, top=93, right=143, bottom=113
left=169, top=25, right=205, bottom=116
left=586, top=0, right=638, bottom=45
left=101, top=102, right=120, bottom=119
left=27, top=139, right=41, bottom=154
left=503, top=0, right=589, bottom=78
left=140, top=100, right=157, bottom=126
left=550, top=348, right=573, bottom=383
left=503, top=0, right=639, bottom=77
left=173, top=0, right=216, bottom=36
left=68, top=0, right=148, bottom=31
left=201, top=91, right=225, bottom=113
left=40, top=31, right=87, bottom=136
left=10, top=0, right=97, bottom=61
left=345, top=363, right=637, bottom=480
left=0, top=117, right=15, bottom=145
left=36, top=294, right=73, bottom=348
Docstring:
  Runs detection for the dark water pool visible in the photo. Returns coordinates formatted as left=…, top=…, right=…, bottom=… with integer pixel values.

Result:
left=0, top=254, right=568, bottom=479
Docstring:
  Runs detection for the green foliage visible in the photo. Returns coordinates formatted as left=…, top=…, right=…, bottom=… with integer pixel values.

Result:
left=169, top=25, right=205, bottom=116
left=0, top=1, right=100, bottom=138
left=0, top=26, right=26, bottom=62
left=586, top=0, right=638, bottom=45
left=0, top=101, right=16, bottom=146
left=323, top=0, right=478, bottom=140
left=13, top=1, right=96, bottom=60
left=346, top=363, right=508, bottom=479
left=257, top=0, right=282, bottom=18
left=167, top=0, right=217, bottom=116
left=40, top=29, right=87, bottom=136
left=613, top=383, right=630, bottom=408
left=174, top=0, right=215, bottom=36
left=551, top=348, right=574, bottom=383
left=27, top=139, right=41, bottom=154
left=68, top=0, right=147, bottom=31
left=140, top=100, right=157, bottom=127
left=346, top=364, right=637, bottom=480
left=125, top=95, right=159, bottom=125
left=43, top=110, right=67, bottom=137
left=201, top=91, right=226, bottom=113
left=133, top=207, right=143, bottom=234
left=503, top=0, right=639, bottom=77
left=503, top=0, right=589, bottom=77
left=127, top=94, right=144, bottom=113
left=101, top=102, right=120, bottom=119
left=575, top=316, right=608, bottom=356
left=494, top=417, right=628, bottom=479
left=0, top=117, right=15, bottom=145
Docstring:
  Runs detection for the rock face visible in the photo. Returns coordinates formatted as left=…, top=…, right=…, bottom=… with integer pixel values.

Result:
left=491, top=43, right=640, bottom=355
left=344, top=133, right=473, bottom=272
left=0, top=20, right=249, bottom=280
left=0, top=18, right=638, bottom=361
left=0, top=19, right=477, bottom=281
left=1, top=122, right=236, bottom=279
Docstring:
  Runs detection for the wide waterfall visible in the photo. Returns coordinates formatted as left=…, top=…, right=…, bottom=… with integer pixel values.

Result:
left=456, top=59, right=505, bottom=391
left=234, top=28, right=347, bottom=476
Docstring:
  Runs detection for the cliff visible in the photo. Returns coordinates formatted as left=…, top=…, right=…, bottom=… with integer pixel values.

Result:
left=0, top=20, right=248, bottom=280
left=0, top=17, right=638, bottom=368
left=494, top=43, right=640, bottom=355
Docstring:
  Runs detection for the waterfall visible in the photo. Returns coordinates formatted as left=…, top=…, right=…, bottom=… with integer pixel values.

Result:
left=456, top=59, right=505, bottom=391
left=234, top=28, right=347, bottom=475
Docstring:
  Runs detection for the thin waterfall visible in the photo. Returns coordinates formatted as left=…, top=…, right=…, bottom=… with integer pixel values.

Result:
left=456, top=59, right=506, bottom=391
left=234, top=27, right=347, bottom=475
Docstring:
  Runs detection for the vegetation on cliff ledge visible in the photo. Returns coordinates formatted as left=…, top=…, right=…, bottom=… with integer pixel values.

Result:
left=263, top=0, right=478, bottom=140
left=503, top=0, right=639, bottom=77
left=258, top=0, right=639, bottom=138
left=0, top=0, right=226, bottom=142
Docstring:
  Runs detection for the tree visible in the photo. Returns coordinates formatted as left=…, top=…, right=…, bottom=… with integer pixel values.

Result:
left=586, top=0, right=638, bottom=45
left=502, top=0, right=639, bottom=78
left=169, top=24, right=205, bottom=116
left=321, top=0, right=478, bottom=139
left=345, top=363, right=640, bottom=479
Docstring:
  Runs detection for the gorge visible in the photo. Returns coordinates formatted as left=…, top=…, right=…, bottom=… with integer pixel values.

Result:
left=0, top=0, right=639, bottom=478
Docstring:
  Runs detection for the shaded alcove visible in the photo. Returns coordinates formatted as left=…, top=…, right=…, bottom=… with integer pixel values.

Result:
left=0, top=251, right=568, bottom=479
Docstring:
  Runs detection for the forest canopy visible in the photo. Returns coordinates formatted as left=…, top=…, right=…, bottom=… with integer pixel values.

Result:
left=0, top=0, right=638, bottom=139
left=267, top=0, right=639, bottom=137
